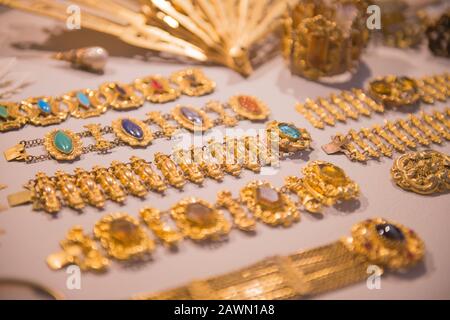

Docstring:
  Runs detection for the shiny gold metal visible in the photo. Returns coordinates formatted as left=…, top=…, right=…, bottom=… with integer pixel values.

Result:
left=47, top=226, right=109, bottom=272
left=391, top=150, right=449, bottom=195
left=170, top=68, right=215, bottom=96
left=154, top=153, right=186, bottom=189
left=22, top=96, right=68, bottom=126
left=170, top=197, right=231, bottom=241
left=295, top=103, right=325, bottom=129
left=409, top=114, right=442, bottom=144
left=137, top=218, right=424, bottom=300
left=285, top=161, right=359, bottom=214
left=74, top=168, right=105, bottom=209
left=172, top=149, right=205, bottom=185
left=62, top=89, right=108, bottom=119
left=110, top=161, right=148, bottom=198
left=83, top=124, right=113, bottom=152
left=283, top=0, right=369, bottom=80
left=43, top=129, right=83, bottom=161
left=134, top=75, right=180, bottom=103
left=94, top=213, right=155, bottom=260
left=130, top=156, right=167, bottom=193
left=0, top=102, right=28, bottom=132
left=240, top=180, right=299, bottom=227
left=54, top=171, right=85, bottom=211
left=348, top=129, right=380, bottom=159
left=140, top=207, right=183, bottom=247
left=228, top=95, right=270, bottom=121
left=171, top=105, right=213, bottom=132
left=372, top=125, right=406, bottom=153
left=93, top=166, right=126, bottom=203
left=99, top=82, right=144, bottom=111
left=216, top=190, right=256, bottom=232
left=146, top=111, right=176, bottom=138
left=111, top=117, right=153, bottom=147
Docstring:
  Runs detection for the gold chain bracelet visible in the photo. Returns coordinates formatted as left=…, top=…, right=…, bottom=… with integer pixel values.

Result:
left=0, top=68, right=215, bottom=132
left=8, top=122, right=313, bottom=214
left=322, top=108, right=450, bottom=162
left=296, top=73, right=449, bottom=129
left=4, top=95, right=271, bottom=164
left=46, top=161, right=359, bottom=271
left=134, top=217, right=424, bottom=300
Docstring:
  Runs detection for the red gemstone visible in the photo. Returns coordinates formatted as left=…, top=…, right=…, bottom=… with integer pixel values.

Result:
left=238, top=96, right=260, bottom=114
left=150, top=79, right=164, bottom=92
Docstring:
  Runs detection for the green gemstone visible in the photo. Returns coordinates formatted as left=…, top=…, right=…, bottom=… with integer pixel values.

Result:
left=54, top=130, right=73, bottom=154
left=0, top=105, right=8, bottom=119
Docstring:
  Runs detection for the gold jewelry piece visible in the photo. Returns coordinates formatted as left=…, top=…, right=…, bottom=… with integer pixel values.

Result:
left=52, top=46, right=109, bottom=74
left=48, top=162, right=359, bottom=271
left=47, top=226, right=109, bottom=272
left=3, top=1, right=291, bottom=76
left=323, top=109, right=450, bottom=162
left=0, top=68, right=215, bottom=132
left=391, top=150, right=449, bottom=195
left=136, top=218, right=424, bottom=300
left=296, top=73, right=450, bottom=129
left=8, top=124, right=312, bottom=214
left=285, top=161, right=359, bottom=214
left=94, top=213, right=155, bottom=261
left=4, top=95, right=270, bottom=164
left=282, top=0, right=369, bottom=80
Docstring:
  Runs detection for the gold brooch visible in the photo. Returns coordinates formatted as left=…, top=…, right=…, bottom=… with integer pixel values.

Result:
left=136, top=218, right=424, bottom=300
left=134, top=75, right=180, bottom=103
left=43, top=129, right=83, bottom=161
left=62, top=89, right=108, bottom=119
left=228, top=95, right=270, bottom=121
left=21, top=96, right=68, bottom=126
left=368, top=76, right=420, bottom=107
left=111, top=117, right=153, bottom=147
left=285, top=161, right=359, bottom=214
left=170, top=68, right=215, bottom=96
left=391, top=150, right=449, bottom=195
left=94, top=213, right=155, bottom=261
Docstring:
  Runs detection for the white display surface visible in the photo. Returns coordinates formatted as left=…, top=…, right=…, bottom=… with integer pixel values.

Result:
left=0, top=8, right=449, bottom=300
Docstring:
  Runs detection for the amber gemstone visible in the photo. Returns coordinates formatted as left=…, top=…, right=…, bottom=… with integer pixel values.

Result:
left=256, top=185, right=282, bottom=209
left=371, top=80, right=391, bottom=95
left=186, top=202, right=217, bottom=227
left=316, top=163, right=347, bottom=186
left=238, top=96, right=260, bottom=114
left=110, top=218, right=139, bottom=242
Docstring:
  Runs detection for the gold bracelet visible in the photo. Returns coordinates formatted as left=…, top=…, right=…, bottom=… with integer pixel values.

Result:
left=322, top=108, right=450, bottom=162
left=4, top=95, right=271, bottom=164
left=46, top=161, right=359, bottom=271
left=134, top=217, right=424, bottom=300
left=296, top=74, right=450, bottom=129
left=282, top=0, right=370, bottom=80
left=8, top=122, right=312, bottom=214
left=0, top=68, right=215, bottom=132
left=391, top=150, right=449, bottom=195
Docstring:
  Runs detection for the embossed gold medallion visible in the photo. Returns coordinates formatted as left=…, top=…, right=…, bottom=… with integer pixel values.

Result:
left=112, top=117, right=153, bottom=147
left=94, top=213, right=155, bottom=260
left=43, top=129, right=82, bottom=161
left=285, top=161, right=359, bottom=214
left=368, top=76, right=420, bottom=107
left=228, top=95, right=270, bottom=121
left=171, top=105, right=213, bottom=132
left=170, top=198, right=231, bottom=241
left=391, top=150, right=449, bottom=195
left=240, top=181, right=299, bottom=227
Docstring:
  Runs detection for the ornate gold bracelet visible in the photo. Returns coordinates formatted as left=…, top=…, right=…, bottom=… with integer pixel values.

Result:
left=46, top=161, right=359, bottom=271
left=135, top=217, right=424, bottom=300
left=391, top=150, right=449, bottom=195
left=322, top=108, right=450, bottom=162
left=8, top=122, right=313, bottom=214
left=0, top=68, right=215, bottom=132
left=4, top=95, right=271, bottom=164
left=296, top=73, right=449, bottom=129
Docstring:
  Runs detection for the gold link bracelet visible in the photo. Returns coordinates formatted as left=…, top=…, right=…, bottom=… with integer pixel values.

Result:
left=4, top=94, right=271, bottom=164
left=322, top=108, right=450, bottom=162
left=297, top=73, right=450, bottom=129
left=0, top=68, right=215, bottom=132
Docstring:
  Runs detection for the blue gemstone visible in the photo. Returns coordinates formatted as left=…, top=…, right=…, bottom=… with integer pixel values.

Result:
left=180, top=107, right=203, bottom=125
left=376, top=223, right=405, bottom=241
left=278, top=123, right=300, bottom=140
left=37, top=99, right=51, bottom=114
left=121, top=118, right=144, bottom=140
left=76, top=92, right=91, bottom=108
